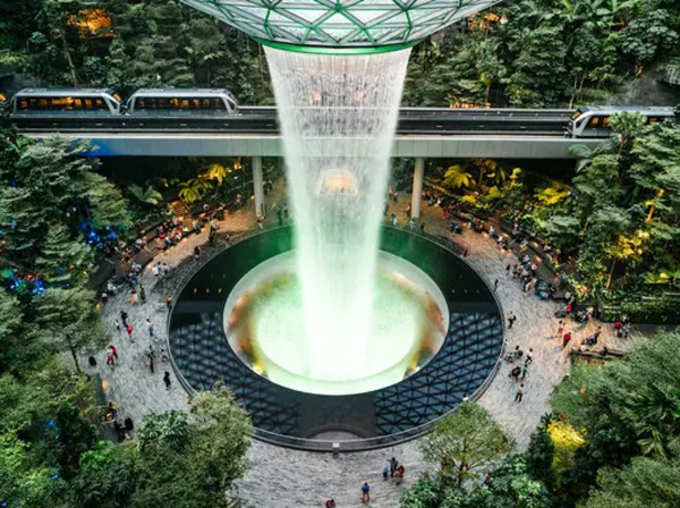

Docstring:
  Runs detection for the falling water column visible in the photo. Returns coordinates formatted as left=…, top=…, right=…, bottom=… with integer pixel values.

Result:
left=265, top=47, right=411, bottom=380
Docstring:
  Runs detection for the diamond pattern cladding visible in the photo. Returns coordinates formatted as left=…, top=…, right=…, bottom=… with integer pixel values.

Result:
left=181, top=0, right=500, bottom=48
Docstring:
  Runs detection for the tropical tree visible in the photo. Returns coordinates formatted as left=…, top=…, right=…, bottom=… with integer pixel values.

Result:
left=549, top=331, right=680, bottom=504
left=443, top=165, right=473, bottom=190
left=34, top=288, right=108, bottom=373
left=178, top=177, right=213, bottom=204
left=128, top=184, right=164, bottom=206
left=420, top=402, right=513, bottom=487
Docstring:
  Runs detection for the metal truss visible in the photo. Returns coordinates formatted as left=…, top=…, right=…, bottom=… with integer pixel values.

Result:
left=181, top=0, right=501, bottom=52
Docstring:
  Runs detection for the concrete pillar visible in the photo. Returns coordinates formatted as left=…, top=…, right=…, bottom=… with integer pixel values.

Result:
left=411, top=157, right=425, bottom=219
left=252, top=156, right=264, bottom=216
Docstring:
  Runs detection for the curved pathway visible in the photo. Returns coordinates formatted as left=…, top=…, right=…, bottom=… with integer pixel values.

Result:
left=87, top=192, right=642, bottom=507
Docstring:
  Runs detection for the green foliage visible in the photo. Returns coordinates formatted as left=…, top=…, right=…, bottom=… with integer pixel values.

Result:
left=548, top=331, right=680, bottom=505
left=128, top=184, right=163, bottom=206
left=35, top=223, right=94, bottom=287
left=525, top=417, right=556, bottom=490
left=178, top=177, right=213, bottom=204
left=68, top=387, right=252, bottom=507
left=586, top=454, right=680, bottom=508
left=420, top=402, right=513, bottom=487
left=402, top=456, right=551, bottom=508
left=0, top=360, right=99, bottom=505
left=443, top=165, right=473, bottom=190
left=34, top=288, right=108, bottom=372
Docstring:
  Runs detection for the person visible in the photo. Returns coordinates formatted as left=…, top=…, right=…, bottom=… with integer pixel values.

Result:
left=194, top=245, right=200, bottom=262
left=405, top=203, right=411, bottom=217
left=562, top=330, right=572, bottom=348
left=106, top=401, right=117, bottom=420
left=361, top=482, right=370, bottom=503
left=390, top=457, right=398, bottom=478
left=101, top=291, right=109, bottom=304
left=507, top=312, right=517, bottom=329
left=113, top=420, right=126, bottom=442
left=463, top=246, right=469, bottom=257
left=163, top=371, right=171, bottom=390
left=106, top=352, right=115, bottom=367
left=109, top=344, right=118, bottom=361
left=525, top=348, right=533, bottom=366
left=125, top=324, right=133, bottom=341
left=521, top=365, right=528, bottom=380
left=130, top=288, right=137, bottom=305
left=510, top=365, right=521, bottom=381
left=325, top=500, right=336, bottom=508
left=146, top=351, right=155, bottom=374
left=515, top=384, right=524, bottom=402
left=146, top=318, right=154, bottom=337
left=382, top=465, right=389, bottom=480
left=622, top=322, right=631, bottom=339
left=120, top=310, right=128, bottom=327
left=114, top=319, right=121, bottom=332
left=390, top=213, right=397, bottom=226
left=556, top=319, right=565, bottom=338
left=257, top=215, right=264, bottom=230
left=163, top=262, right=170, bottom=276
left=395, top=465, right=405, bottom=485
left=166, top=296, right=172, bottom=310
left=139, top=284, right=146, bottom=304
left=420, top=222, right=425, bottom=234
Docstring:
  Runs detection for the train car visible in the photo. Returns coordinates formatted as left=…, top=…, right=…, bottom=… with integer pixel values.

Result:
left=126, top=88, right=239, bottom=115
left=10, top=88, right=121, bottom=114
left=570, top=106, right=675, bottom=138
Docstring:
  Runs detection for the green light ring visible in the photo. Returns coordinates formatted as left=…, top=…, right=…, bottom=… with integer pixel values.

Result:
left=254, top=37, right=420, bottom=55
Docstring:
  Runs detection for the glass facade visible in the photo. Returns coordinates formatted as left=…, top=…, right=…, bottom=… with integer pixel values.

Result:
left=181, top=0, right=501, bottom=53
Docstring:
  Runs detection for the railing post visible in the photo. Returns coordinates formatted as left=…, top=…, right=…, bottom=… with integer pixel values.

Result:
left=252, top=156, right=264, bottom=216
left=411, top=157, right=424, bottom=219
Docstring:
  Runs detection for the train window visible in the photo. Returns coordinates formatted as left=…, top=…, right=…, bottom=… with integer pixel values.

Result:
left=169, top=98, right=179, bottom=109
left=571, top=110, right=582, bottom=120
left=648, top=117, right=657, bottom=124
left=601, top=116, right=610, bottom=128
left=191, top=99, right=201, bottom=109
left=84, top=98, right=93, bottom=109
left=73, top=98, right=82, bottom=109
left=213, top=98, right=226, bottom=110
left=180, top=99, right=189, bottom=109
left=588, top=116, right=601, bottom=128
left=18, top=99, right=28, bottom=110
left=201, top=98, right=210, bottom=109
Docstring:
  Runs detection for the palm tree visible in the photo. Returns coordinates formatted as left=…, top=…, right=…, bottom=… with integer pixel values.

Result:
left=443, top=165, right=472, bottom=190
left=200, top=163, right=228, bottom=185
left=128, top=184, right=163, bottom=205
left=178, top=178, right=212, bottom=204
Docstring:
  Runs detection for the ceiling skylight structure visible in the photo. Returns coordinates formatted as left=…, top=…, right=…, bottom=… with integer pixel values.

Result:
left=181, top=0, right=501, bottom=53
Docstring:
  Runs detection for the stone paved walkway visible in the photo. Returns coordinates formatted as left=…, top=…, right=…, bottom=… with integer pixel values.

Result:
left=89, top=188, right=650, bottom=508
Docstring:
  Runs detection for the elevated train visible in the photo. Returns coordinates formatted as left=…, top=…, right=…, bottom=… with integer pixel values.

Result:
left=7, top=88, right=676, bottom=137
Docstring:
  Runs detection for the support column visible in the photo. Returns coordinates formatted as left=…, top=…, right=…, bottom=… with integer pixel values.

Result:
left=411, top=157, right=425, bottom=219
left=252, top=156, right=264, bottom=217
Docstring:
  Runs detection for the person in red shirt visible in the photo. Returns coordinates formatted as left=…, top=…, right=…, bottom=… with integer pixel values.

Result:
left=562, top=330, right=572, bottom=348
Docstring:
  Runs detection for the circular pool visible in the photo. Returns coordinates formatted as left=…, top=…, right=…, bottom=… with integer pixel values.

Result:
left=168, top=226, right=504, bottom=450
